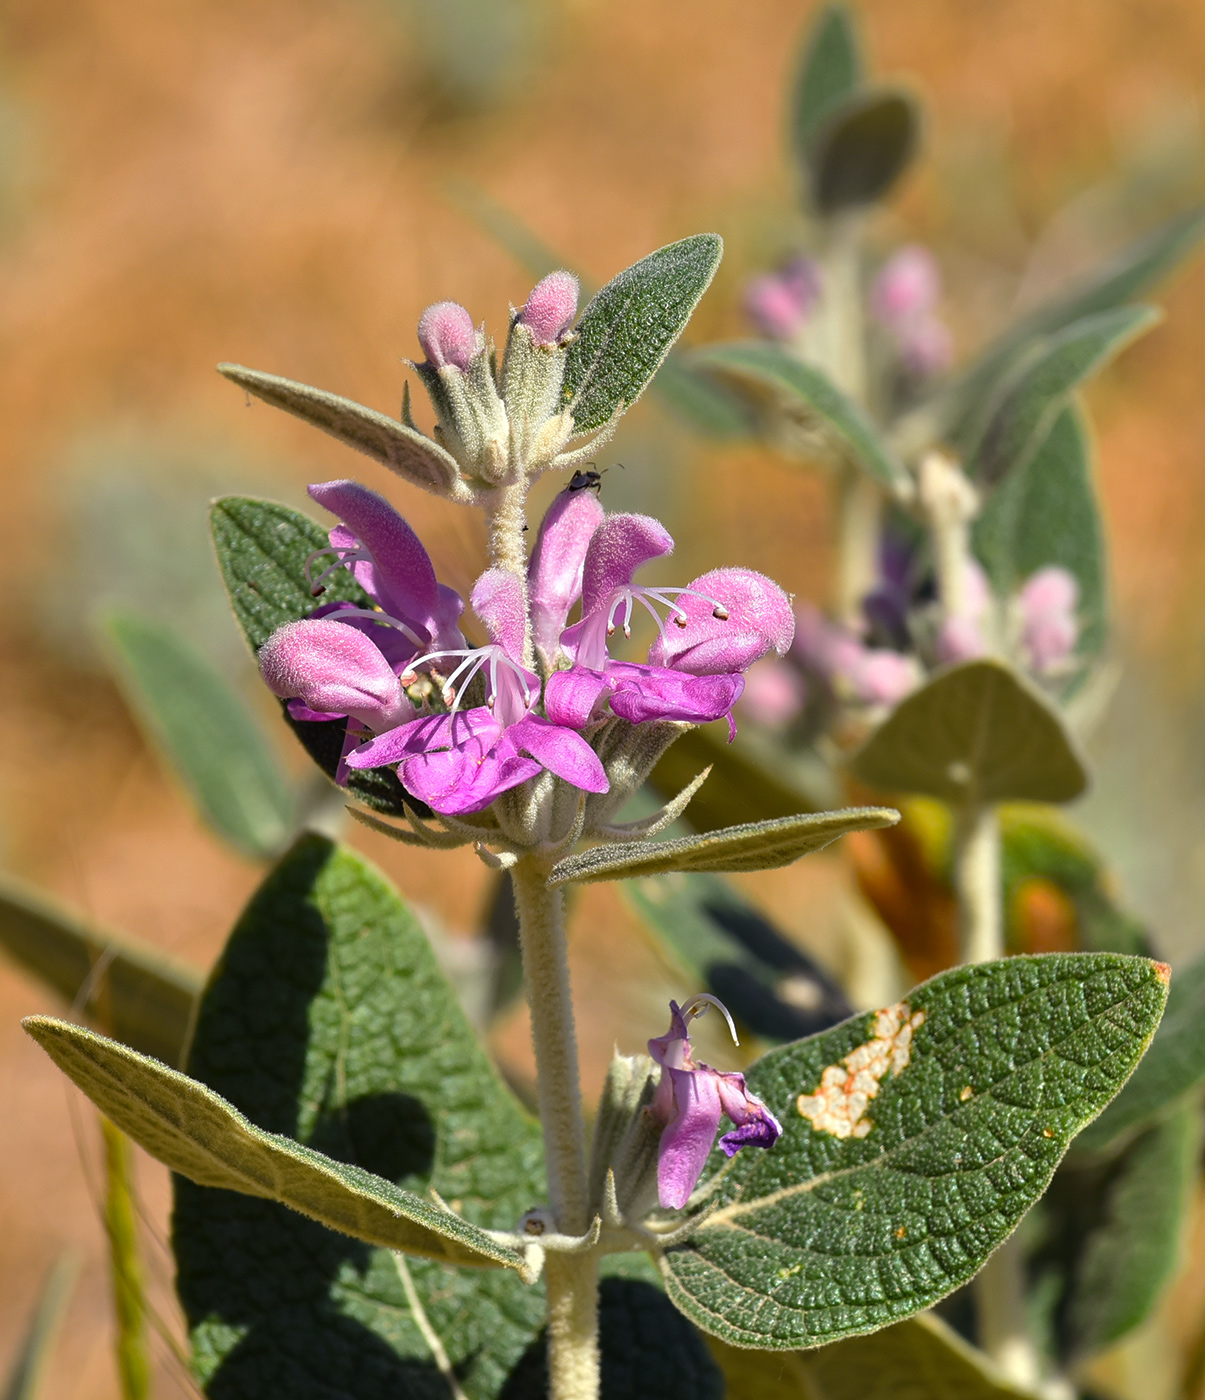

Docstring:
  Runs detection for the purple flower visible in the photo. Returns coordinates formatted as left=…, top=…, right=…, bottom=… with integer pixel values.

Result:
left=870, top=246, right=953, bottom=378
left=744, top=257, right=820, bottom=341
left=737, top=657, right=807, bottom=728
left=417, top=301, right=480, bottom=371
left=526, top=483, right=605, bottom=668
left=545, top=512, right=794, bottom=732
left=345, top=569, right=608, bottom=814
left=1019, top=566, right=1080, bottom=674
left=792, top=604, right=920, bottom=706
left=648, top=995, right=782, bottom=1211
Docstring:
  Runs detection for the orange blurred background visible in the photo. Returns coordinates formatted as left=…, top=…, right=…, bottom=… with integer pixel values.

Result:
left=3, top=0, right=1205, bottom=1394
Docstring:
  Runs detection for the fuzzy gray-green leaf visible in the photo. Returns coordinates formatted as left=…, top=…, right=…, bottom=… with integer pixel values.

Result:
left=1072, top=951, right=1205, bottom=1156
left=965, top=304, right=1159, bottom=486
left=808, top=88, right=920, bottom=214
left=791, top=3, right=862, bottom=161
left=0, top=880, right=201, bottom=1067
left=549, top=807, right=898, bottom=886
left=23, top=1014, right=524, bottom=1271
left=663, top=953, right=1169, bottom=1349
left=218, top=364, right=463, bottom=497
left=210, top=495, right=418, bottom=816
left=689, top=341, right=910, bottom=491
left=939, top=203, right=1205, bottom=442
left=102, top=607, right=295, bottom=859
left=974, top=404, right=1107, bottom=662
left=562, top=235, right=723, bottom=434
left=172, top=833, right=550, bottom=1399
left=849, top=659, right=1088, bottom=806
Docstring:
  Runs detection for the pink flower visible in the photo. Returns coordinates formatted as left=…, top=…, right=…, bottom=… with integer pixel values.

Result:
left=417, top=301, right=479, bottom=371
left=739, top=658, right=807, bottom=727
left=1019, top=566, right=1080, bottom=674
left=743, top=257, right=821, bottom=341
left=871, top=246, right=940, bottom=324
left=649, top=996, right=781, bottom=1211
left=518, top=271, right=579, bottom=346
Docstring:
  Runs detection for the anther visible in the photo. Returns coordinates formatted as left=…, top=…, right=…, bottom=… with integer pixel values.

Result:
left=712, top=605, right=729, bottom=621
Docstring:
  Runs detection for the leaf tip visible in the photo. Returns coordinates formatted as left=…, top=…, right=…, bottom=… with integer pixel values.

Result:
left=1154, top=961, right=1172, bottom=986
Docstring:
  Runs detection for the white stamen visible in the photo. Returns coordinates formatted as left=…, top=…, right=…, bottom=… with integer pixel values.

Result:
left=680, top=993, right=740, bottom=1047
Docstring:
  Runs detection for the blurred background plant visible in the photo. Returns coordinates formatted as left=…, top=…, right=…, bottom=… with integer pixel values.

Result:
left=6, top=1, right=1205, bottom=1398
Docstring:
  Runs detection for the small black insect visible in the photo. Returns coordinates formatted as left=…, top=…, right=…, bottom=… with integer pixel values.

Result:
left=567, top=468, right=604, bottom=495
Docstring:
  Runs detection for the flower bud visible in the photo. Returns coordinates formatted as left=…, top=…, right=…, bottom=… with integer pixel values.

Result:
left=519, top=271, right=579, bottom=346
left=1019, top=566, right=1080, bottom=674
left=417, top=301, right=478, bottom=371
left=871, top=246, right=940, bottom=325
left=739, top=658, right=806, bottom=727
left=744, top=257, right=820, bottom=341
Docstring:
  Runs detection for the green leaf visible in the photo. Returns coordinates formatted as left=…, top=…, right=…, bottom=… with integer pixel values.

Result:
left=649, top=352, right=757, bottom=439
left=939, top=202, right=1205, bottom=441
left=791, top=3, right=862, bottom=161
left=101, top=1119, right=151, bottom=1400
left=101, top=607, right=296, bottom=860
left=649, top=723, right=828, bottom=833
left=807, top=88, right=920, bottom=214
left=711, top=1312, right=1035, bottom=1399
left=974, top=405, right=1107, bottom=662
left=1041, top=1105, right=1201, bottom=1361
left=210, top=495, right=419, bottom=816
left=688, top=341, right=911, bottom=491
left=2, top=1253, right=79, bottom=1400
left=170, top=833, right=549, bottom=1399
left=848, top=660, right=1089, bottom=806
left=24, top=1012, right=525, bottom=1271
left=623, top=872, right=851, bottom=1042
left=0, top=879, right=201, bottom=1067
left=964, top=304, right=1160, bottom=487
left=663, top=952, right=1169, bottom=1348
left=549, top=807, right=899, bottom=886
left=562, top=235, right=724, bottom=434
left=217, top=364, right=464, bottom=499
left=1071, top=951, right=1205, bottom=1157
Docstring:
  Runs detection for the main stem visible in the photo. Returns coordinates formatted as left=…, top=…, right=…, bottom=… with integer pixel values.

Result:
left=955, top=805, right=1048, bottom=1389
left=817, top=217, right=883, bottom=628
left=510, top=858, right=599, bottom=1400
left=485, top=479, right=536, bottom=668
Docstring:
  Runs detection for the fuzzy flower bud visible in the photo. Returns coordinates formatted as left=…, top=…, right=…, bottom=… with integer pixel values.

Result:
left=1019, top=566, right=1080, bottom=674
left=519, top=271, right=579, bottom=346
left=417, top=301, right=478, bottom=371
left=744, top=257, right=820, bottom=341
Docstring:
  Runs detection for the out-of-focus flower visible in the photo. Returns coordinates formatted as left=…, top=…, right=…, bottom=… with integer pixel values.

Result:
left=740, top=657, right=807, bottom=727
left=871, top=245, right=953, bottom=378
left=793, top=603, right=921, bottom=706
left=1019, top=566, right=1080, bottom=674
left=648, top=995, right=782, bottom=1210
left=744, top=257, right=821, bottom=341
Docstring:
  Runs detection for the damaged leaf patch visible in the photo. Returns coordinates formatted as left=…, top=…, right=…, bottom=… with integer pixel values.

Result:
left=796, top=1002, right=925, bottom=1139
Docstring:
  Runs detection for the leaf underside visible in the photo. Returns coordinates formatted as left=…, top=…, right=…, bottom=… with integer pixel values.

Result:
left=663, top=953, right=1167, bottom=1349
left=549, top=807, right=899, bottom=885
left=849, top=659, right=1088, bottom=806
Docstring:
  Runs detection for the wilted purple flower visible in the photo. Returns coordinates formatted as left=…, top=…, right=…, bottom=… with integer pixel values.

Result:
left=744, top=257, right=821, bottom=341
left=544, top=512, right=793, bottom=733
left=417, top=300, right=480, bottom=371
left=1019, top=566, right=1080, bottom=674
left=648, top=995, right=782, bottom=1210
left=345, top=569, right=607, bottom=814
left=519, top=271, right=580, bottom=346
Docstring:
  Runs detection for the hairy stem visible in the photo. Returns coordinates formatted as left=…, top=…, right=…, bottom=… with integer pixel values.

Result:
left=974, top=1233, right=1045, bottom=1391
left=835, top=467, right=883, bottom=628
left=510, top=857, right=599, bottom=1400
left=952, top=803, right=1002, bottom=966
left=484, top=480, right=534, bottom=668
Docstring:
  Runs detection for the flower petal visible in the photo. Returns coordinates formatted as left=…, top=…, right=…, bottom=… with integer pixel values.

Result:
left=309, top=480, right=465, bottom=649
left=648, top=568, right=794, bottom=675
left=259, top=619, right=413, bottom=732
left=509, top=715, right=609, bottom=793
left=715, top=1070, right=783, bottom=1156
left=657, top=1066, right=723, bottom=1210
left=344, top=708, right=499, bottom=769
left=543, top=666, right=613, bottom=729
left=470, top=569, right=529, bottom=663
left=605, top=662, right=744, bottom=725
left=579, top=513, right=674, bottom=617
left=528, top=487, right=605, bottom=664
